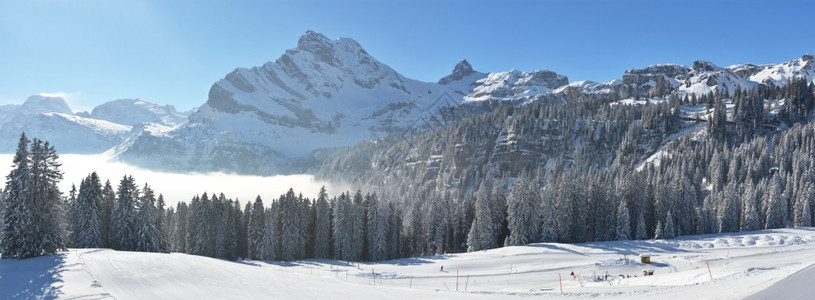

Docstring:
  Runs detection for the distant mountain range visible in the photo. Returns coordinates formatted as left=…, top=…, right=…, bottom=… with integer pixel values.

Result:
left=4, top=31, right=813, bottom=175
left=0, top=95, right=185, bottom=153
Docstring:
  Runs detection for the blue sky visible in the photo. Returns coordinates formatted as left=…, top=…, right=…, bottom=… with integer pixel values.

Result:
left=1, top=0, right=812, bottom=111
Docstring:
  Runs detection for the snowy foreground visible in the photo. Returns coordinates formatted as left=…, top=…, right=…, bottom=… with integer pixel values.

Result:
left=2, top=228, right=814, bottom=299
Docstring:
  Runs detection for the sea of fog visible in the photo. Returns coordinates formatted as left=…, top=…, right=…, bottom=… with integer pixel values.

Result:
left=0, top=154, right=348, bottom=207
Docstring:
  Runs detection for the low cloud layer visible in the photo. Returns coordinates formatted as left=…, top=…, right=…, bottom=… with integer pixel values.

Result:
left=0, top=154, right=348, bottom=207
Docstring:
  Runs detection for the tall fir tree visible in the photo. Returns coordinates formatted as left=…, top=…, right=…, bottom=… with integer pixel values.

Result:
left=247, top=196, right=265, bottom=260
left=112, top=175, right=139, bottom=251
left=74, top=173, right=103, bottom=248
left=312, top=186, right=332, bottom=258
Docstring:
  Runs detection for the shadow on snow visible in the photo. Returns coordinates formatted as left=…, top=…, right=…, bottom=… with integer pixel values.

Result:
left=0, top=253, right=66, bottom=299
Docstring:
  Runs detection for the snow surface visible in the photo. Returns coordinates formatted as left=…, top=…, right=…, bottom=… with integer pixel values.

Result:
left=2, top=228, right=814, bottom=299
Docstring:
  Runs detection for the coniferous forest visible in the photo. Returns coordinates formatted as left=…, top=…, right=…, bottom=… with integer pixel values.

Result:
left=2, top=79, right=815, bottom=262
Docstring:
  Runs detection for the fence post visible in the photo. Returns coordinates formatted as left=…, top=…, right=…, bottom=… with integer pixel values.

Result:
left=559, top=273, right=563, bottom=293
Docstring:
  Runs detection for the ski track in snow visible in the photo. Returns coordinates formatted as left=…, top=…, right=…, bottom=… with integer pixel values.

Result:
left=2, top=228, right=814, bottom=299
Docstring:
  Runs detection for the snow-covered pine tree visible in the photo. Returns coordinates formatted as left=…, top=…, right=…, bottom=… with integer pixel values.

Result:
left=423, top=192, right=449, bottom=255
left=793, top=183, right=812, bottom=227
left=616, top=198, right=631, bottom=240
left=112, top=175, right=139, bottom=251
left=223, top=199, right=240, bottom=260
left=135, top=184, right=165, bottom=253
left=247, top=196, right=265, bottom=260
left=1, top=133, right=36, bottom=258
left=717, top=182, right=740, bottom=233
left=101, top=180, right=115, bottom=248
left=539, top=178, right=558, bottom=243
left=259, top=208, right=277, bottom=260
left=349, top=190, right=365, bottom=260
left=156, top=194, right=169, bottom=252
left=173, top=202, right=189, bottom=253
left=312, top=186, right=332, bottom=259
left=467, top=180, right=496, bottom=251
left=662, top=210, right=676, bottom=239
left=653, top=220, right=663, bottom=240
left=764, top=176, right=787, bottom=229
left=74, top=173, right=103, bottom=248
left=555, top=175, right=574, bottom=243
left=635, top=211, right=648, bottom=240
left=801, top=198, right=812, bottom=228
left=239, top=201, right=251, bottom=259
left=66, top=184, right=77, bottom=247
left=741, top=184, right=760, bottom=232
left=28, top=139, right=65, bottom=255
left=279, top=188, right=302, bottom=261
left=333, top=192, right=358, bottom=260
left=366, top=192, right=388, bottom=261
left=506, top=171, right=538, bottom=246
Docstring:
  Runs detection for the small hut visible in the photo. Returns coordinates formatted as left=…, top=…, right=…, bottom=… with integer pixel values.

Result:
left=639, top=254, right=652, bottom=264
left=642, top=269, right=654, bottom=276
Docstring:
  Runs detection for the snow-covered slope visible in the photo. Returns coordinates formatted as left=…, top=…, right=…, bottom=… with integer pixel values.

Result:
left=750, top=54, right=815, bottom=86
left=2, top=228, right=814, bottom=299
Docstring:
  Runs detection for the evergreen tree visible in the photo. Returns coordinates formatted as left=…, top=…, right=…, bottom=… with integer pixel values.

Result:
left=259, top=208, right=277, bottom=260
left=173, top=202, right=189, bottom=253
left=74, top=173, right=103, bottom=248
left=100, top=180, right=115, bottom=248
left=506, top=172, right=539, bottom=246
left=134, top=184, right=165, bottom=253
left=765, top=176, right=787, bottom=229
left=801, top=199, right=812, bottom=228
left=663, top=210, right=676, bottom=239
left=635, top=211, right=648, bottom=240
left=366, top=192, right=388, bottom=261
left=2, top=134, right=68, bottom=258
left=539, top=181, right=558, bottom=243
left=112, top=175, right=139, bottom=251
left=279, top=188, right=303, bottom=261
left=247, top=196, right=265, bottom=260
left=313, top=186, right=332, bottom=258
left=28, top=139, right=65, bottom=255
left=616, top=199, right=631, bottom=240
left=1, top=133, right=36, bottom=258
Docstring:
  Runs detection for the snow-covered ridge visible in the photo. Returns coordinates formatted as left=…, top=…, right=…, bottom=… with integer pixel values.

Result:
left=611, top=55, right=815, bottom=99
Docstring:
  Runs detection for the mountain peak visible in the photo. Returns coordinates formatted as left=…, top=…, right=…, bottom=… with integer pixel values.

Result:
left=692, top=60, right=720, bottom=72
left=297, top=30, right=333, bottom=53
left=439, top=59, right=478, bottom=84
left=21, top=94, right=73, bottom=115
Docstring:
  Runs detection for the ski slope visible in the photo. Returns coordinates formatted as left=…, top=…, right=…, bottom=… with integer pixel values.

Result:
left=1, top=228, right=814, bottom=299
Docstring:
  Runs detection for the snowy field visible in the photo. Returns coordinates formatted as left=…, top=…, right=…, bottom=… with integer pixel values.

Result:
left=2, top=228, right=814, bottom=299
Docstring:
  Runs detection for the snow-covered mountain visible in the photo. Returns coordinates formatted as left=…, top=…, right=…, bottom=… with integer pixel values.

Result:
left=112, top=31, right=815, bottom=175
left=91, top=99, right=187, bottom=127
left=610, top=54, right=815, bottom=99
left=0, top=95, right=188, bottom=153
left=113, top=31, right=571, bottom=174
